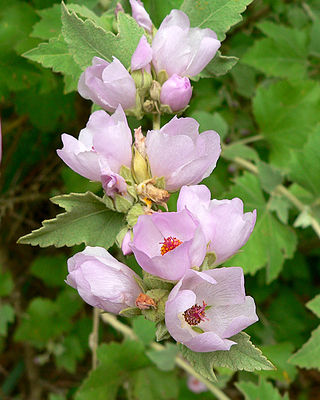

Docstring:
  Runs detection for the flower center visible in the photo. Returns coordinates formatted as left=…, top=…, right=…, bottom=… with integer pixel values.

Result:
left=160, top=236, right=182, bottom=255
left=183, top=301, right=208, bottom=326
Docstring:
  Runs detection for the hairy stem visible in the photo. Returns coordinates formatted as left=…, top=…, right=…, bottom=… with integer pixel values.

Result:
left=101, top=313, right=231, bottom=400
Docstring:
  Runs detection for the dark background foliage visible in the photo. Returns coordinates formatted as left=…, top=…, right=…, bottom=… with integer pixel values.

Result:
left=1, top=0, right=320, bottom=399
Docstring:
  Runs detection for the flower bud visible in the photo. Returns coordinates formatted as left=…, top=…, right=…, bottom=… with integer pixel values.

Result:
left=160, top=74, right=192, bottom=111
left=129, top=0, right=152, bottom=33
left=66, top=247, right=141, bottom=314
left=150, top=80, right=162, bottom=102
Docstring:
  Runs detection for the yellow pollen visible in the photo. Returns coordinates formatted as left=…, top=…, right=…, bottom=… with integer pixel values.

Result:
left=160, top=236, right=183, bottom=256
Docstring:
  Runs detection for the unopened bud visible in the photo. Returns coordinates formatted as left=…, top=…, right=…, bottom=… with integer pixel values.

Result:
left=131, top=70, right=153, bottom=91
left=134, top=127, right=146, bottom=157
left=132, top=141, right=151, bottom=184
left=115, top=2, right=124, bottom=16
left=160, top=74, right=192, bottom=112
left=150, top=80, right=162, bottom=102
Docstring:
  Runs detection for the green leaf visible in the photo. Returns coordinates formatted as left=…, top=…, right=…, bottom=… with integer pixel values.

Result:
left=253, top=80, right=320, bottom=168
left=14, top=297, right=72, bottom=348
left=189, top=110, right=228, bottom=140
left=0, top=304, right=15, bottom=336
left=31, top=4, right=61, bottom=40
left=128, top=367, right=179, bottom=400
left=198, top=51, right=238, bottom=78
left=257, top=343, right=297, bottom=382
left=257, top=160, right=283, bottom=194
left=225, top=173, right=297, bottom=282
left=143, top=272, right=175, bottom=291
left=222, top=143, right=259, bottom=163
left=307, top=294, right=320, bottom=318
left=55, top=335, right=84, bottom=373
left=23, top=35, right=82, bottom=78
left=268, top=195, right=291, bottom=225
left=30, top=255, right=67, bottom=287
left=61, top=3, right=144, bottom=69
left=289, top=326, right=320, bottom=371
left=179, top=333, right=274, bottom=382
left=237, top=378, right=289, bottom=400
left=75, top=341, right=150, bottom=400
left=288, top=126, right=320, bottom=197
left=146, top=343, right=178, bottom=371
left=243, top=22, right=308, bottom=80
left=132, top=316, right=156, bottom=346
left=18, top=192, right=125, bottom=249
left=180, top=0, right=254, bottom=41
left=0, top=269, right=14, bottom=297
left=155, top=321, right=170, bottom=342
left=310, top=18, right=320, bottom=58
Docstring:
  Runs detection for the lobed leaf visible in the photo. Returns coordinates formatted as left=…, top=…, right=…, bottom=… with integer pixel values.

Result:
left=18, top=192, right=125, bottom=249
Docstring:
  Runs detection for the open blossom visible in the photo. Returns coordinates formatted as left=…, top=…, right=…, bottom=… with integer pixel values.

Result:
left=130, top=209, right=207, bottom=281
left=78, top=57, right=136, bottom=113
left=165, top=268, right=258, bottom=352
left=129, top=0, right=152, bottom=33
left=57, top=105, right=131, bottom=197
left=152, top=10, right=220, bottom=77
left=160, top=74, right=192, bottom=111
left=145, top=116, right=221, bottom=192
left=177, top=185, right=256, bottom=265
left=66, top=247, right=141, bottom=314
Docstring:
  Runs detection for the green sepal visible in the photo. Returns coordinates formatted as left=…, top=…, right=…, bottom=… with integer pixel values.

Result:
left=115, top=227, right=128, bottom=248
left=153, top=176, right=166, bottom=190
left=155, top=321, right=171, bottom=342
left=119, top=165, right=135, bottom=184
left=103, top=194, right=116, bottom=211
left=157, top=70, right=168, bottom=85
left=114, top=194, right=133, bottom=213
left=126, top=204, right=144, bottom=228
left=134, top=275, right=148, bottom=293
left=143, top=272, right=176, bottom=291
left=119, top=307, right=141, bottom=318
left=132, top=145, right=151, bottom=184
left=200, top=252, right=217, bottom=271
left=141, top=289, right=170, bottom=323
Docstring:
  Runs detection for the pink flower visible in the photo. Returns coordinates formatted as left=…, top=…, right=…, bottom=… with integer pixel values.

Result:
left=152, top=10, right=220, bottom=77
left=78, top=57, right=136, bottom=113
left=145, top=116, right=221, bottom=192
left=160, top=74, right=192, bottom=111
left=66, top=246, right=141, bottom=314
left=131, top=35, right=152, bottom=73
left=130, top=209, right=207, bottom=281
left=57, top=105, right=131, bottom=197
left=129, top=0, right=152, bottom=33
left=122, top=231, right=133, bottom=256
left=165, top=268, right=258, bottom=352
left=177, top=185, right=256, bottom=265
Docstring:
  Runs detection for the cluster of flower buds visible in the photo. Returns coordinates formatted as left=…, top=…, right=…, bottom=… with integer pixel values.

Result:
left=59, top=1, right=259, bottom=353
left=78, top=1, right=220, bottom=117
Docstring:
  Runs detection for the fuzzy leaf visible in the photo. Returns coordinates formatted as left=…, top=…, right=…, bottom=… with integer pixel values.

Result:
left=18, top=192, right=125, bottom=248
left=23, top=35, right=82, bottom=78
left=179, top=332, right=274, bottom=382
left=199, top=52, right=238, bottom=78
left=180, top=0, right=254, bottom=41
left=61, top=3, right=144, bottom=70
left=237, top=378, right=289, bottom=400
left=243, top=22, right=308, bottom=80
left=253, top=80, right=320, bottom=168
left=146, top=343, right=178, bottom=371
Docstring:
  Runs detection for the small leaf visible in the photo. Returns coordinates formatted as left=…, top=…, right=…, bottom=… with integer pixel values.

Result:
left=143, top=272, right=175, bottom=291
left=307, top=294, right=320, bottom=318
left=61, top=3, right=144, bottom=69
left=237, top=378, right=289, bottom=400
left=146, top=343, right=178, bottom=371
left=180, top=0, right=254, bottom=41
left=18, top=192, right=125, bottom=249
left=155, top=321, right=171, bottom=342
left=132, top=316, right=156, bottom=346
left=126, top=203, right=144, bottom=227
left=257, top=160, right=283, bottom=194
left=199, top=52, right=238, bottom=78
left=0, top=304, right=15, bottom=336
left=179, top=332, right=274, bottom=382
left=114, top=194, right=133, bottom=213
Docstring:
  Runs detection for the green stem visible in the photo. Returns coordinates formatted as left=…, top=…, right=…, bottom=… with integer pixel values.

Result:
left=101, top=313, right=231, bottom=400
left=153, top=113, right=161, bottom=131
left=90, top=307, right=100, bottom=370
